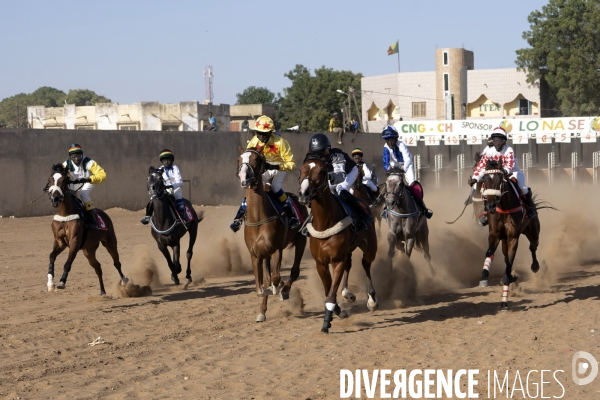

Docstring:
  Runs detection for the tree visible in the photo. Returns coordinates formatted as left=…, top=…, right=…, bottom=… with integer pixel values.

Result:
left=515, top=0, right=600, bottom=116
left=235, top=86, right=276, bottom=105
left=63, top=89, right=111, bottom=106
left=277, top=64, right=362, bottom=132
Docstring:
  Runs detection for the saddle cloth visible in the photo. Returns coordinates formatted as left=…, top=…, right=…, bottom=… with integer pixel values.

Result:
left=265, top=191, right=305, bottom=225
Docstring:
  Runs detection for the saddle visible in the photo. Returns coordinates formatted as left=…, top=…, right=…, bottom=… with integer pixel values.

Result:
left=265, top=191, right=304, bottom=226
left=71, top=195, right=108, bottom=230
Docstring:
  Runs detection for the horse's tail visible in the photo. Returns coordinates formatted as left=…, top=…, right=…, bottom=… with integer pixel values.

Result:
left=532, top=193, right=558, bottom=211
left=195, top=209, right=205, bottom=223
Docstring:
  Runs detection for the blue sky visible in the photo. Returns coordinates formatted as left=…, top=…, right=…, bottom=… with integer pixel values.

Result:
left=0, top=0, right=549, bottom=105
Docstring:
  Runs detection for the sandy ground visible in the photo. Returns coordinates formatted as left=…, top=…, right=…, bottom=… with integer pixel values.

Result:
left=1, top=181, right=600, bottom=399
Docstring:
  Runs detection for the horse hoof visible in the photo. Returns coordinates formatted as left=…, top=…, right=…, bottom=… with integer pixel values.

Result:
left=171, top=275, right=180, bottom=285
left=183, top=278, right=192, bottom=290
left=100, top=291, right=106, bottom=296
left=336, top=310, right=348, bottom=319
left=342, top=289, right=356, bottom=303
left=255, top=313, right=266, bottom=322
left=56, top=282, right=65, bottom=290
left=120, top=277, right=129, bottom=286
left=367, top=301, right=379, bottom=312
left=320, top=327, right=329, bottom=334
left=47, top=283, right=55, bottom=292
left=280, top=291, right=289, bottom=301
left=256, top=287, right=273, bottom=297
left=500, top=302, right=508, bottom=311
left=479, top=280, right=488, bottom=288
left=531, top=263, right=540, bottom=273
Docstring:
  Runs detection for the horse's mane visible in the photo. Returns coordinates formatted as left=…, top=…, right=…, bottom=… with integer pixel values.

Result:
left=485, top=159, right=503, bottom=170
left=303, top=152, right=324, bottom=163
left=148, top=166, right=161, bottom=175
left=52, top=164, right=67, bottom=174
left=387, top=165, right=405, bottom=176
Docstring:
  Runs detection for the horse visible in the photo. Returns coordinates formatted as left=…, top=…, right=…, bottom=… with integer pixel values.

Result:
left=45, top=164, right=128, bottom=295
left=147, top=167, right=203, bottom=287
left=384, top=166, right=433, bottom=272
left=478, top=159, right=540, bottom=310
left=236, top=147, right=308, bottom=322
left=351, top=163, right=385, bottom=232
left=298, top=156, right=378, bottom=333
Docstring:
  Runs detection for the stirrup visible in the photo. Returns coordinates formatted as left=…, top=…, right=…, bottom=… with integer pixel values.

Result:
left=140, top=216, right=150, bottom=225
left=424, top=209, right=433, bottom=219
left=230, top=219, right=243, bottom=233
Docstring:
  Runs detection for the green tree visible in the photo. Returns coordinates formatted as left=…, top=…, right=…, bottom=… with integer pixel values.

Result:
left=235, top=86, right=276, bottom=105
left=63, top=89, right=111, bottom=106
left=277, top=64, right=362, bottom=132
left=515, top=0, right=600, bottom=116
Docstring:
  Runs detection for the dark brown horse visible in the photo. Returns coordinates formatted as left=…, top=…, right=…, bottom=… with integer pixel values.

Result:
left=237, top=147, right=308, bottom=322
left=46, top=164, right=128, bottom=295
left=146, top=167, right=203, bottom=287
left=352, top=164, right=385, bottom=231
left=298, top=156, right=378, bottom=333
left=479, top=159, right=540, bottom=310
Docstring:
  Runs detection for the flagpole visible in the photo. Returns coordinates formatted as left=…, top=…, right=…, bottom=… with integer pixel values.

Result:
left=397, top=39, right=400, bottom=73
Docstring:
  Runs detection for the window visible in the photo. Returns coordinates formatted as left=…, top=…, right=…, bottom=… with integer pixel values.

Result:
left=119, top=124, right=138, bottom=130
left=443, top=51, right=448, bottom=66
left=412, top=102, right=426, bottom=118
left=443, top=73, right=449, bottom=92
left=162, top=124, right=181, bottom=131
left=76, top=125, right=95, bottom=130
left=518, top=99, right=530, bottom=115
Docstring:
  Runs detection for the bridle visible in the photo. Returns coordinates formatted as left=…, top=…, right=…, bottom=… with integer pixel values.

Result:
left=384, top=171, right=405, bottom=208
left=481, top=169, right=507, bottom=199
left=299, top=159, right=330, bottom=203
left=46, top=172, right=82, bottom=206
left=238, top=149, right=266, bottom=188
left=148, top=172, right=167, bottom=199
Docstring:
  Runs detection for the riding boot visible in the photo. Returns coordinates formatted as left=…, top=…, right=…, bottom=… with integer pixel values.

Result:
left=141, top=200, right=153, bottom=225
left=281, top=198, right=301, bottom=229
left=524, top=189, right=537, bottom=219
left=339, top=190, right=373, bottom=230
left=416, top=198, right=433, bottom=219
left=229, top=198, right=247, bottom=233
left=175, top=199, right=186, bottom=222
left=87, top=209, right=98, bottom=229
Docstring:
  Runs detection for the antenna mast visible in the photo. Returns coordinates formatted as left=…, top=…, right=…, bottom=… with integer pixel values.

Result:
left=203, top=65, right=214, bottom=103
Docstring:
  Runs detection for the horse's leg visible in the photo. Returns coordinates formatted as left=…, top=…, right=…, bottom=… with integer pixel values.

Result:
left=251, top=254, right=269, bottom=322
left=479, top=235, right=500, bottom=287
left=417, top=220, right=434, bottom=275
left=156, top=241, right=179, bottom=285
left=322, top=260, right=345, bottom=333
left=56, top=236, right=82, bottom=289
left=82, top=244, right=107, bottom=296
left=101, top=229, right=128, bottom=285
left=341, top=252, right=356, bottom=303
left=184, top=221, right=199, bottom=288
left=172, top=243, right=182, bottom=275
left=387, top=228, right=397, bottom=259
left=48, top=239, right=67, bottom=291
left=281, top=233, right=306, bottom=300
left=501, top=237, right=519, bottom=311
left=270, top=249, right=283, bottom=296
left=525, top=221, right=540, bottom=273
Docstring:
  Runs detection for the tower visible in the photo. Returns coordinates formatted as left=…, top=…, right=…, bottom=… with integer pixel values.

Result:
left=203, top=65, right=214, bottom=103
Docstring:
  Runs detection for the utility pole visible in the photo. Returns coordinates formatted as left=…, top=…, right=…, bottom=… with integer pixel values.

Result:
left=348, top=86, right=364, bottom=133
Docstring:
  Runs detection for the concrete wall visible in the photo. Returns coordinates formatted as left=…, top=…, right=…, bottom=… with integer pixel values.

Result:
left=1, top=128, right=598, bottom=218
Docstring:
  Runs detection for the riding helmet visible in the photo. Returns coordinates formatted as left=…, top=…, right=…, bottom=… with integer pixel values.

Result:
left=253, top=115, right=274, bottom=133
left=68, top=143, right=83, bottom=155
left=381, top=125, right=399, bottom=140
left=490, top=127, right=507, bottom=140
left=351, top=148, right=364, bottom=156
left=159, top=149, right=175, bottom=161
left=309, top=133, right=331, bottom=152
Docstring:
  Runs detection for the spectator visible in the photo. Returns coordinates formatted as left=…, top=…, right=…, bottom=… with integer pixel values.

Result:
left=350, top=117, right=358, bottom=134
left=208, top=112, right=217, bottom=131
left=240, top=117, right=249, bottom=132
left=329, top=112, right=344, bottom=145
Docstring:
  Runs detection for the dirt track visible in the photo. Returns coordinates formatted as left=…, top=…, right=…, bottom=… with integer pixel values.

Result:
left=1, top=184, right=600, bottom=399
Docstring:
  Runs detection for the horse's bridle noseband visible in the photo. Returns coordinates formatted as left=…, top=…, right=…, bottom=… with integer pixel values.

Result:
left=148, top=172, right=167, bottom=199
left=481, top=169, right=507, bottom=199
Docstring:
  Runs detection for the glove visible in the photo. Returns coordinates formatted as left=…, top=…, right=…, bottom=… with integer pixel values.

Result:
left=265, top=163, right=280, bottom=171
left=468, top=178, right=478, bottom=187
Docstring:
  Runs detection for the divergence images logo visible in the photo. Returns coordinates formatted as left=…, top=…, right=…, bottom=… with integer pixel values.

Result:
left=572, top=351, right=598, bottom=386
left=499, top=120, right=513, bottom=134
left=591, top=117, right=600, bottom=132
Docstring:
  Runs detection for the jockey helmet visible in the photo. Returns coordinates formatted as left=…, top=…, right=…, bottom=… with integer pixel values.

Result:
left=351, top=148, right=364, bottom=156
left=309, top=133, right=331, bottom=152
left=491, top=127, right=507, bottom=140
left=159, top=149, right=175, bottom=161
left=381, top=125, right=399, bottom=140
left=254, top=115, right=275, bottom=133
left=68, top=143, right=83, bottom=155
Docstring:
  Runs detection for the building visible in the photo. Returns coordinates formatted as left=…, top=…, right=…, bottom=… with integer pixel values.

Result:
left=229, top=104, right=277, bottom=131
left=361, top=48, right=545, bottom=132
left=27, top=101, right=230, bottom=131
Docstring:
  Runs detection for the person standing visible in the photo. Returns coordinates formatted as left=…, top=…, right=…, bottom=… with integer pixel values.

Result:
left=208, top=112, right=217, bottom=131
left=329, top=112, right=344, bottom=145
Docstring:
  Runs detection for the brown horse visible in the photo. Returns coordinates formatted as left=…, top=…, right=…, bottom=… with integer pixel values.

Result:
left=479, top=159, right=540, bottom=310
left=46, top=164, right=128, bottom=295
left=298, top=156, right=378, bottom=333
left=352, top=163, right=385, bottom=232
left=237, top=147, right=308, bottom=322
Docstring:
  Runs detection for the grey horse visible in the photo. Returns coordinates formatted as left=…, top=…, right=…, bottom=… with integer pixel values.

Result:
left=383, top=166, right=433, bottom=272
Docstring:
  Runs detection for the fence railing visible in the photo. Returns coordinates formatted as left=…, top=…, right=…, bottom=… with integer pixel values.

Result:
left=434, top=154, right=443, bottom=188
left=547, top=152, right=556, bottom=186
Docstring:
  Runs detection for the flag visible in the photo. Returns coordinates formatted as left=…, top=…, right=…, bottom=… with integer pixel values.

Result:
left=387, top=40, right=398, bottom=56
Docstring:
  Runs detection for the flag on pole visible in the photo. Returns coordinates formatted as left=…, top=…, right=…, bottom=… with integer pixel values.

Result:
left=387, top=40, right=399, bottom=56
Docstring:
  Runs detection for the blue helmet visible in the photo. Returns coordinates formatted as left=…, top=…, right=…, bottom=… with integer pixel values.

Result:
left=382, top=125, right=399, bottom=140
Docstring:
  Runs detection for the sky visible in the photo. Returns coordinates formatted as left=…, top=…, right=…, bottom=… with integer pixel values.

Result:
left=0, top=0, right=549, bottom=105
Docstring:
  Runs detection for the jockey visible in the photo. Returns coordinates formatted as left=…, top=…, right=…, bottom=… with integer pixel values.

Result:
left=141, top=149, right=187, bottom=225
left=382, top=126, right=433, bottom=219
left=469, top=126, right=536, bottom=222
left=307, top=133, right=373, bottom=230
left=62, top=143, right=107, bottom=229
left=350, top=148, right=379, bottom=198
left=229, top=115, right=300, bottom=232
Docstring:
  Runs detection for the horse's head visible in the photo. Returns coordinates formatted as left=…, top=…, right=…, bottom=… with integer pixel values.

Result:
left=47, top=164, right=70, bottom=207
left=298, top=153, right=329, bottom=205
left=147, top=166, right=166, bottom=198
left=237, top=146, right=266, bottom=189
left=385, top=166, right=405, bottom=209
left=481, top=159, right=505, bottom=214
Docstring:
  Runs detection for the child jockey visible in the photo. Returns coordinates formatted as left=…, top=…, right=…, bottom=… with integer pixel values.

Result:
left=350, top=148, right=379, bottom=198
